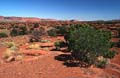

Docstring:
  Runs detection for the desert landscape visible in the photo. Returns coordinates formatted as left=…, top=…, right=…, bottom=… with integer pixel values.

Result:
left=0, top=0, right=120, bottom=78
left=0, top=16, right=120, bottom=78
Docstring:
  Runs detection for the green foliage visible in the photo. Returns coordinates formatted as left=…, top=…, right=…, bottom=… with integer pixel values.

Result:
left=103, top=51, right=116, bottom=59
left=54, top=41, right=66, bottom=47
left=110, top=42, right=117, bottom=48
left=65, top=24, right=115, bottom=66
left=4, top=42, right=15, bottom=48
left=64, top=24, right=83, bottom=43
left=54, top=41, right=61, bottom=50
left=47, top=28, right=57, bottom=37
left=54, top=41, right=66, bottom=50
left=34, top=23, right=39, bottom=28
left=10, top=27, right=18, bottom=36
left=55, top=26, right=67, bottom=35
left=96, top=59, right=108, bottom=68
left=3, top=42, right=23, bottom=62
left=0, top=32, right=8, bottom=38
left=10, top=26, right=27, bottom=36
left=54, top=41, right=61, bottom=47
left=19, top=26, right=27, bottom=35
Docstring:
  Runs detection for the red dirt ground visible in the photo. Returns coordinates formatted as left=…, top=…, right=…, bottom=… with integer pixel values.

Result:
left=0, top=52, right=114, bottom=78
left=0, top=37, right=120, bottom=78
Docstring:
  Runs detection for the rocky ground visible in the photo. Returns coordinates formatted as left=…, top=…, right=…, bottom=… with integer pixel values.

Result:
left=0, top=37, right=119, bottom=78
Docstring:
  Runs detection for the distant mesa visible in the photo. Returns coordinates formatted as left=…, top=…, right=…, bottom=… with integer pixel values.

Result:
left=0, top=16, right=119, bottom=22
left=0, top=16, right=58, bottom=22
left=0, top=16, right=41, bottom=22
left=0, top=16, right=82, bottom=22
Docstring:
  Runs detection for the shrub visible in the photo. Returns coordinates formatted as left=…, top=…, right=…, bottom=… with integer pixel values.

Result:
left=47, top=28, right=57, bottom=37
left=64, top=24, right=83, bottom=43
left=54, top=41, right=61, bottom=50
left=55, top=26, right=67, bottom=35
left=19, top=26, right=27, bottom=35
left=39, top=27, right=46, bottom=35
left=65, top=24, right=115, bottom=66
left=34, top=23, right=39, bottom=28
left=54, top=41, right=66, bottom=50
left=29, top=28, right=42, bottom=42
left=4, top=42, right=15, bottom=48
left=96, top=58, right=108, bottom=68
left=10, top=26, right=19, bottom=36
left=4, top=46, right=18, bottom=58
left=3, top=45, right=23, bottom=62
left=10, top=26, right=27, bottom=36
left=29, top=27, right=45, bottom=42
left=0, top=32, right=8, bottom=38
left=3, top=42, right=18, bottom=58
left=3, top=41, right=24, bottom=62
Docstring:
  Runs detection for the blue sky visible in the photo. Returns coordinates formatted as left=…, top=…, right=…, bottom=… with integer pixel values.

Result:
left=0, top=0, right=120, bottom=21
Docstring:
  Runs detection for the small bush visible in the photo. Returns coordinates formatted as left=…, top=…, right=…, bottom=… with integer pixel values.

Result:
left=54, top=41, right=61, bottom=50
left=34, top=23, right=39, bottom=28
left=54, top=41, right=67, bottom=51
left=55, top=26, right=67, bottom=35
left=10, top=27, right=19, bottom=36
left=55, top=41, right=61, bottom=46
left=47, top=28, right=57, bottom=37
left=29, top=28, right=42, bottom=42
left=4, top=42, right=15, bottom=48
left=0, top=32, right=8, bottom=38
left=3, top=41, right=24, bottom=62
left=95, top=56, right=109, bottom=68
left=96, top=59, right=108, bottom=68
left=4, top=46, right=19, bottom=58
left=10, top=26, right=27, bottom=36
left=19, top=26, right=27, bottom=35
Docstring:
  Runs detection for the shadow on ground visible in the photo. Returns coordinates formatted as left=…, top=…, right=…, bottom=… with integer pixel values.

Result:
left=54, top=54, right=89, bottom=68
left=50, top=48, right=70, bottom=53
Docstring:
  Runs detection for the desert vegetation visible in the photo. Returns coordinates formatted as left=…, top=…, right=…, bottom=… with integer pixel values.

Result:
left=63, top=25, right=116, bottom=68
left=0, top=21, right=120, bottom=78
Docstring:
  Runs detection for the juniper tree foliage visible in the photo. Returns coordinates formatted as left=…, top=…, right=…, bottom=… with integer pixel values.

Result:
left=65, top=24, right=115, bottom=65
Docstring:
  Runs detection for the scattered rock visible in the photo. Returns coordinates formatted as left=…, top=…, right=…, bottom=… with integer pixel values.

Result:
left=15, top=55, right=24, bottom=61
left=6, top=56, right=15, bottom=62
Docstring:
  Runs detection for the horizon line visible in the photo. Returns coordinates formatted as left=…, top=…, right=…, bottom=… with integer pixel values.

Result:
left=0, top=15, right=120, bottom=21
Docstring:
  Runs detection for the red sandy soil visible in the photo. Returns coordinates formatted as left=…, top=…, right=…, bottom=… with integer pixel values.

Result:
left=0, top=51, right=113, bottom=78
left=0, top=37, right=120, bottom=78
